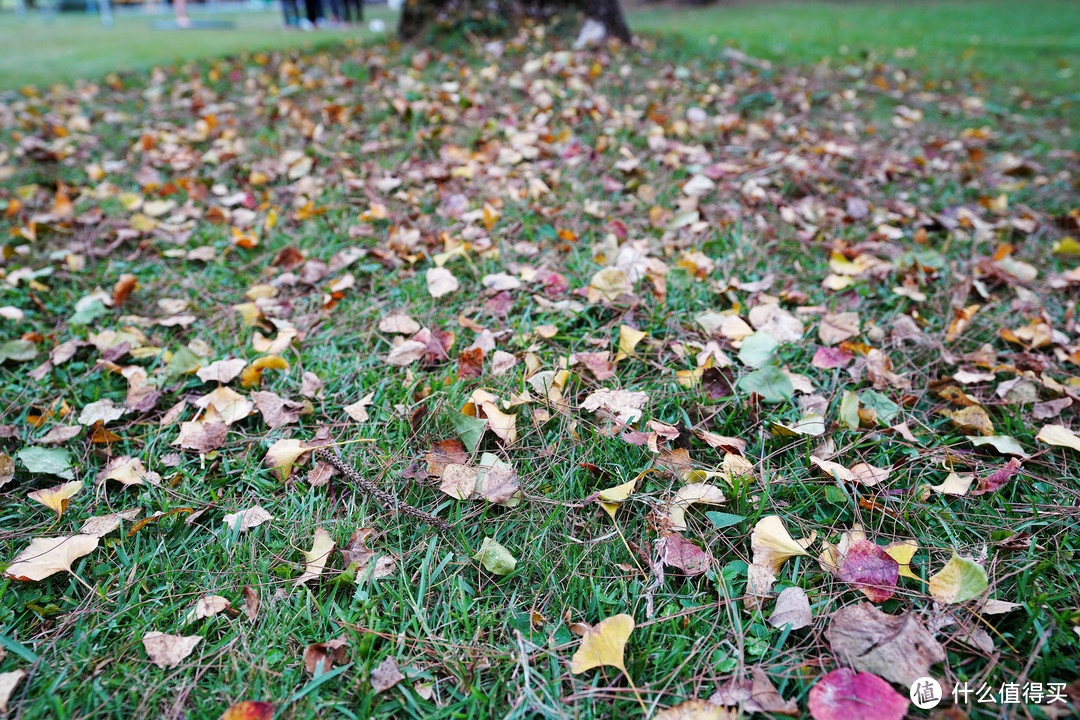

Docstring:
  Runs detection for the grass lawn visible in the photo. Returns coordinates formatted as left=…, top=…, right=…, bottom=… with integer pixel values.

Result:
left=1, top=2, right=1080, bottom=720
left=2, top=0, right=1079, bottom=95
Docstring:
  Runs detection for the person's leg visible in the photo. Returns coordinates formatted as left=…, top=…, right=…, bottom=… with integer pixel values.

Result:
left=282, top=0, right=299, bottom=26
left=174, top=0, right=189, bottom=27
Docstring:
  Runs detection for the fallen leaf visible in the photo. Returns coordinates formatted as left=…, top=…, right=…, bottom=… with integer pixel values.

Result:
left=218, top=701, right=274, bottom=720
left=826, top=602, right=945, bottom=687
left=581, top=388, right=649, bottom=424
left=222, top=506, right=273, bottom=533
left=385, top=339, right=427, bottom=366
left=370, top=656, right=405, bottom=694
left=570, top=613, right=634, bottom=674
left=751, top=515, right=813, bottom=575
left=768, top=586, right=813, bottom=630
left=97, top=456, right=162, bottom=487
left=378, top=311, right=421, bottom=335
left=184, top=595, right=231, bottom=624
left=925, top=471, right=975, bottom=496
left=242, top=586, right=259, bottom=621
left=474, top=537, right=516, bottom=576
left=883, top=540, right=920, bottom=581
left=426, top=266, right=459, bottom=297
left=662, top=534, right=711, bottom=575
left=295, top=527, right=335, bottom=587
left=80, top=508, right=141, bottom=537
left=341, top=528, right=397, bottom=579
left=251, top=391, right=305, bottom=428
left=1036, top=424, right=1080, bottom=451
left=945, top=405, right=995, bottom=436
left=77, top=398, right=127, bottom=426
left=0, top=671, right=26, bottom=714
left=343, top=393, right=375, bottom=423
left=143, top=632, right=203, bottom=669
left=808, top=669, right=907, bottom=720
left=969, top=435, right=1028, bottom=457
left=928, top=554, right=988, bottom=603
left=27, top=480, right=83, bottom=518
left=263, top=438, right=312, bottom=481
left=667, top=483, right=726, bottom=531
left=818, top=312, right=861, bottom=346
left=0, top=452, right=13, bottom=488
left=196, top=358, right=247, bottom=384
left=656, top=699, right=735, bottom=720
left=16, top=446, right=75, bottom=479
left=836, top=540, right=900, bottom=602
left=303, top=636, right=348, bottom=674
left=709, top=665, right=798, bottom=715
left=597, top=478, right=637, bottom=519
left=970, top=457, right=1022, bottom=495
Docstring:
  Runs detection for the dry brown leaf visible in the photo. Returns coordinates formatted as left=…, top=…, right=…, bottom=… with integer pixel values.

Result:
left=143, top=632, right=203, bottom=669
left=184, top=595, right=231, bottom=623
left=0, top=670, right=26, bottom=714
left=303, top=636, right=348, bottom=674
left=222, top=506, right=273, bottom=533
left=768, top=586, right=813, bottom=630
left=242, top=585, right=260, bottom=621
left=370, top=656, right=405, bottom=694
left=826, top=602, right=945, bottom=687
left=80, top=508, right=141, bottom=537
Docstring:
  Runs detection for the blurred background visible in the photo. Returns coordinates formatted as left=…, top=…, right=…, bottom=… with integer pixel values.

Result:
left=0, top=0, right=1077, bottom=97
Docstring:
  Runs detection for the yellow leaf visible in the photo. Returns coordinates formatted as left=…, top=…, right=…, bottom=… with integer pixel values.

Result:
left=615, top=324, right=647, bottom=361
left=655, top=699, right=735, bottom=720
left=241, top=355, right=289, bottom=388
left=884, top=540, right=920, bottom=581
left=263, top=439, right=312, bottom=481
left=928, top=554, right=988, bottom=604
left=5, top=534, right=98, bottom=581
left=479, top=401, right=517, bottom=445
left=1036, top=424, right=1080, bottom=451
left=751, top=515, right=813, bottom=575
left=597, top=479, right=637, bottom=520
left=945, top=405, right=995, bottom=436
left=27, top=480, right=83, bottom=519
left=569, top=613, right=634, bottom=674
left=295, top=527, right=335, bottom=587
left=587, top=267, right=632, bottom=303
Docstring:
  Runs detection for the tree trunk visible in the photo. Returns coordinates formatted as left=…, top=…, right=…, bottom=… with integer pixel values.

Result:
left=584, top=0, right=631, bottom=43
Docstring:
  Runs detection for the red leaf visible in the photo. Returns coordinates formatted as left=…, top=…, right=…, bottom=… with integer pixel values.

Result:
left=970, top=457, right=1022, bottom=496
left=808, top=669, right=907, bottom=720
left=837, top=540, right=899, bottom=602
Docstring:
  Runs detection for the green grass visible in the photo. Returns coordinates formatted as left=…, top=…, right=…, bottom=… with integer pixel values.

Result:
left=1, top=5, right=1080, bottom=720
left=2, top=0, right=1080, bottom=97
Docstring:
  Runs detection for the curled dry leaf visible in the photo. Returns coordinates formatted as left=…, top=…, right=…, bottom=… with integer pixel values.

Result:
left=222, top=506, right=273, bottom=533
left=251, top=391, right=305, bottom=428
left=196, top=358, right=247, bottom=384
left=1036, top=424, right=1080, bottom=451
left=98, top=456, right=162, bottom=487
left=370, top=656, right=405, bottom=694
left=768, top=586, right=813, bottom=630
left=667, top=483, right=726, bottom=532
left=143, top=632, right=203, bottom=669
left=242, top=585, right=260, bottom=621
left=569, top=613, right=634, bottom=674
left=751, top=515, right=813, bottom=575
left=295, top=527, right=335, bottom=587
left=378, top=311, right=421, bottom=335
left=27, top=480, right=83, bottom=518
left=303, top=636, right=348, bottom=674
left=0, top=452, right=14, bottom=488
left=826, top=602, right=945, bottom=687
left=341, top=528, right=397, bottom=579
left=662, top=534, right=711, bottom=575
left=343, top=392, right=375, bottom=423
left=185, top=595, right=231, bottom=624
left=710, top=665, right=798, bottom=715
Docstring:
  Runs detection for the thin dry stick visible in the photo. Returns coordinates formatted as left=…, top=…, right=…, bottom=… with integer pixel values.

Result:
left=315, top=448, right=451, bottom=533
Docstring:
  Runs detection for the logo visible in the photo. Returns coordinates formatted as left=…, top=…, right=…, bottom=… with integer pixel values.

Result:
left=910, top=677, right=942, bottom=709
